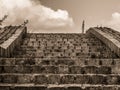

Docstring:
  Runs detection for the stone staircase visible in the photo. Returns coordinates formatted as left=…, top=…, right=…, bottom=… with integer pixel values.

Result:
left=0, top=33, right=120, bottom=90
left=1, top=58, right=120, bottom=90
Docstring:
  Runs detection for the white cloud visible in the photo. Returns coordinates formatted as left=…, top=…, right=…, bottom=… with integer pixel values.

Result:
left=0, top=0, right=74, bottom=33
left=112, top=12, right=120, bottom=19
left=105, top=12, right=120, bottom=31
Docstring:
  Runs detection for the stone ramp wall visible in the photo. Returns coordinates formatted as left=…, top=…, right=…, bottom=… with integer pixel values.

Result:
left=87, top=27, right=120, bottom=57
left=0, top=26, right=27, bottom=57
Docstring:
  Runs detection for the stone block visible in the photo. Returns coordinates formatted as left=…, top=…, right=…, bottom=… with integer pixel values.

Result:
left=57, top=60, right=75, bottom=66
left=0, top=59, right=4, bottom=65
left=48, top=75, right=60, bottom=84
left=0, top=86, right=10, bottom=90
left=98, top=66, right=111, bottom=74
left=81, top=66, right=99, bottom=74
left=3, top=66, right=15, bottom=73
left=74, top=60, right=85, bottom=66
left=85, top=86, right=102, bottom=90
left=112, top=65, right=120, bottom=74
left=69, top=66, right=82, bottom=74
left=38, top=60, right=50, bottom=65
left=87, top=59, right=99, bottom=66
left=50, top=60, right=58, bottom=65
left=101, top=59, right=113, bottom=66
left=32, top=66, right=45, bottom=73
left=3, top=59, right=15, bottom=65
left=59, top=66, right=68, bottom=74
left=17, top=75, right=34, bottom=84
left=102, top=86, right=117, bottom=90
left=0, top=66, right=3, bottom=73
left=35, top=58, right=42, bottom=65
left=15, top=65, right=33, bottom=73
left=60, top=75, right=75, bottom=84
left=46, top=66, right=59, bottom=74
left=33, top=66, right=59, bottom=74
left=1, top=75, right=17, bottom=83
left=106, top=75, right=120, bottom=85
left=90, top=75, right=107, bottom=84
left=24, top=58, right=35, bottom=65
left=75, top=75, right=91, bottom=84
left=35, top=75, right=48, bottom=84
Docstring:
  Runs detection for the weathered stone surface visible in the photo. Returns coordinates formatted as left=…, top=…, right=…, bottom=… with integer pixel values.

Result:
left=81, top=66, right=99, bottom=74
left=106, top=75, right=120, bottom=85
left=102, top=86, right=118, bottom=90
left=87, top=59, right=99, bottom=66
left=98, top=66, right=111, bottom=74
left=0, top=86, right=10, bottom=90
left=2, top=59, right=15, bottom=65
left=15, top=66, right=33, bottom=73
left=69, top=66, right=82, bottom=74
left=75, top=75, right=91, bottom=84
left=48, top=87, right=66, bottom=90
left=17, top=75, right=34, bottom=84
left=14, top=86, right=47, bottom=90
left=59, top=66, right=69, bottom=74
left=90, top=75, right=107, bottom=84
left=1, top=28, right=120, bottom=89
left=33, top=66, right=59, bottom=74
left=85, top=86, right=102, bottom=90
left=57, top=60, right=75, bottom=66
left=3, top=66, right=15, bottom=73
left=0, top=66, right=3, bottom=73
left=0, top=75, right=17, bottom=83
left=112, top=65, right=120, bottom=74
left=60, top=75, right=75, bottom=84
left=48, top=75, right=60, bottom=84
left=35, top=75, right=48, bottom=84
left=67, top=86, right=83, bottom=90
left=15, top=58, right=35, bottom=65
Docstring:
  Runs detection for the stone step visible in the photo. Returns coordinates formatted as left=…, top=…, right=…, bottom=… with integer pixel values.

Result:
left=0, top=58, right=119, bottom=66
left=0, top=84, right=120, bottom=90
left=0, top=74, right=120, bottom=85
left=0, top=65, right=112, bottom=74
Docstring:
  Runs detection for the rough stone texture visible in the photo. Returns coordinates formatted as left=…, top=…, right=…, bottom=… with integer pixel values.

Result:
left=35, top=75, right=48, bottom=84
left=98, top=66, right=111, bottom=74
left=17, top=75, right=34, bottom=84
left=48, top=87, right=66, bottom=90
left=75, top=75, right=91, bottom=84
left=69, top=66, right=82, bottom=74
left=67, top=86, right=83, bottom=90
left=106, top=75, right=120, bottom=85
left=59, top=66, right=69, bottom=74
left=0, top=86, right=10, bottom=90
left=48, top=75, right=60, bottom=84
left=1, top=75, right=17, bottom=83
left=60, top=75, right=75, bottom=84
left=81, top=66, right=99, bottom=74
left=1, top=28, right=120, bottom=89
left=90, top=75, right=107, bottom=84
left=13, top=86, right=47, bottom=90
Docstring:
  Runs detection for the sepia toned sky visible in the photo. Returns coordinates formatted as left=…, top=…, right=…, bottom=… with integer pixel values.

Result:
left=1, top=0, right=120, bottom=33
left=40, top=0, right=120, bottom=31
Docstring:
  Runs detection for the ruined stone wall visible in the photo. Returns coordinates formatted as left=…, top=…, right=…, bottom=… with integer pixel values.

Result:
left=0, top=26, right=27, bottom=57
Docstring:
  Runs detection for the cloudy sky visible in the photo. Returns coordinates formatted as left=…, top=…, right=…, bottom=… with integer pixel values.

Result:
left=0, top=0, right=120, bottom=33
